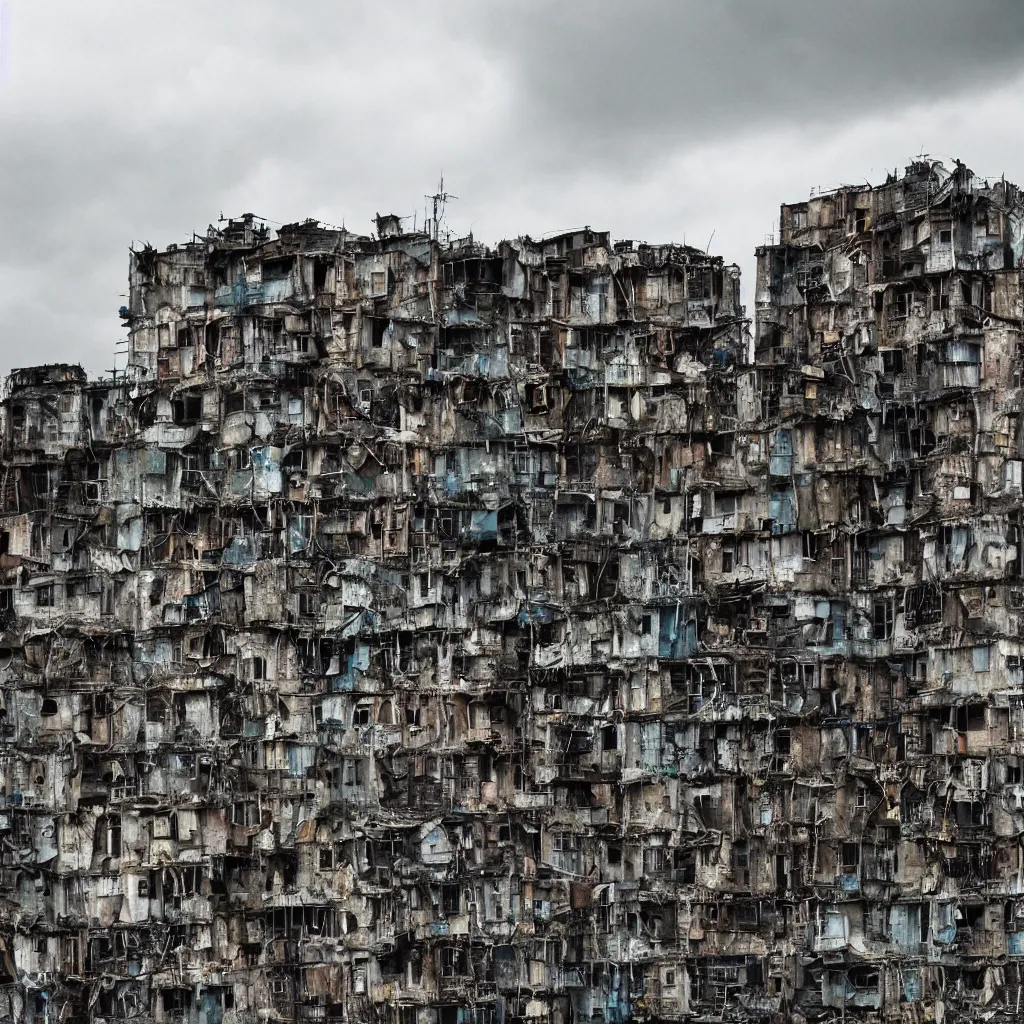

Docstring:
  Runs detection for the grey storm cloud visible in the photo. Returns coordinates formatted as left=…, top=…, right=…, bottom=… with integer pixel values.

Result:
left=488, top=0, right=1024, bottom=149
left=2, top=0, right=1024, bottom=373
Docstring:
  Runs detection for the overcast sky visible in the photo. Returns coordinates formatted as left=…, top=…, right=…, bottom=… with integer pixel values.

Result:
left=3, top=0, right=1024, bottom=376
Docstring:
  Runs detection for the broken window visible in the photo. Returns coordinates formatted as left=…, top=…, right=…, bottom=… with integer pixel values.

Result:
left=172, top=393, right=203, bottom=425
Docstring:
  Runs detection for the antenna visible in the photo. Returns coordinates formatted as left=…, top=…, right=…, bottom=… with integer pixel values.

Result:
left=425, top=174, right=457, bottom=242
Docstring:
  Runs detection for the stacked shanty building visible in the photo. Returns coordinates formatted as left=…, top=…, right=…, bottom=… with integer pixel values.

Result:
left=0, top=160, right=1021, bottom=1024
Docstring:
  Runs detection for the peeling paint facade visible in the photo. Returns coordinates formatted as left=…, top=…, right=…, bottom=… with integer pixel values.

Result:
left=1, top=159, right=1023, bottom=1024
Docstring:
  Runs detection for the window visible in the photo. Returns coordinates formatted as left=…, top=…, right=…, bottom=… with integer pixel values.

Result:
left=442, top=884, right=461, bottom=915
left=973, top=646, right=991, bottom=672
left=36, top=585, right=55, bottom=608
left=880, top=349, right=904, bottom=375
left=931, top=276, right=950, bottom=312
left=104, top=817, right=122, bottom=858
left=872, top=600, right=894, bottom=641
left=841, top=842, right=860, bottom=871
left=550, top=833, right=582, bottom=873
left=643, top=846, right=666, bottom=875
left=406, top=696, right=429, bottom=727
left=939, top=229, right=952, bottom=244
left=344, top=760, right=363, bottom=787
left=231, top=801, right=261, bottom=827
left=854, top=725, right=871, bottom=756
left=851, top=970, right=879, bottom=992
left=162, top=990, right=192, bottom=1012
left=716, top=494, right=737, bottom=517
left=526, top=384, right=549, bottom=412
left=172, top=394, right=203, bottom=425
left=441, top=947, right=464, bottom=978
left=736, top=904, right=759, bottom=930
left=369, top=319, right=387, bottom=348
left=687, top=268, right=710, bottom=300
left=33, top=523, right=52, bottom=558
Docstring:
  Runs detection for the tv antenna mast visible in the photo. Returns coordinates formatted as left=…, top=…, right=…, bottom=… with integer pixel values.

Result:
left=425, top=175, right=457, bottom=242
